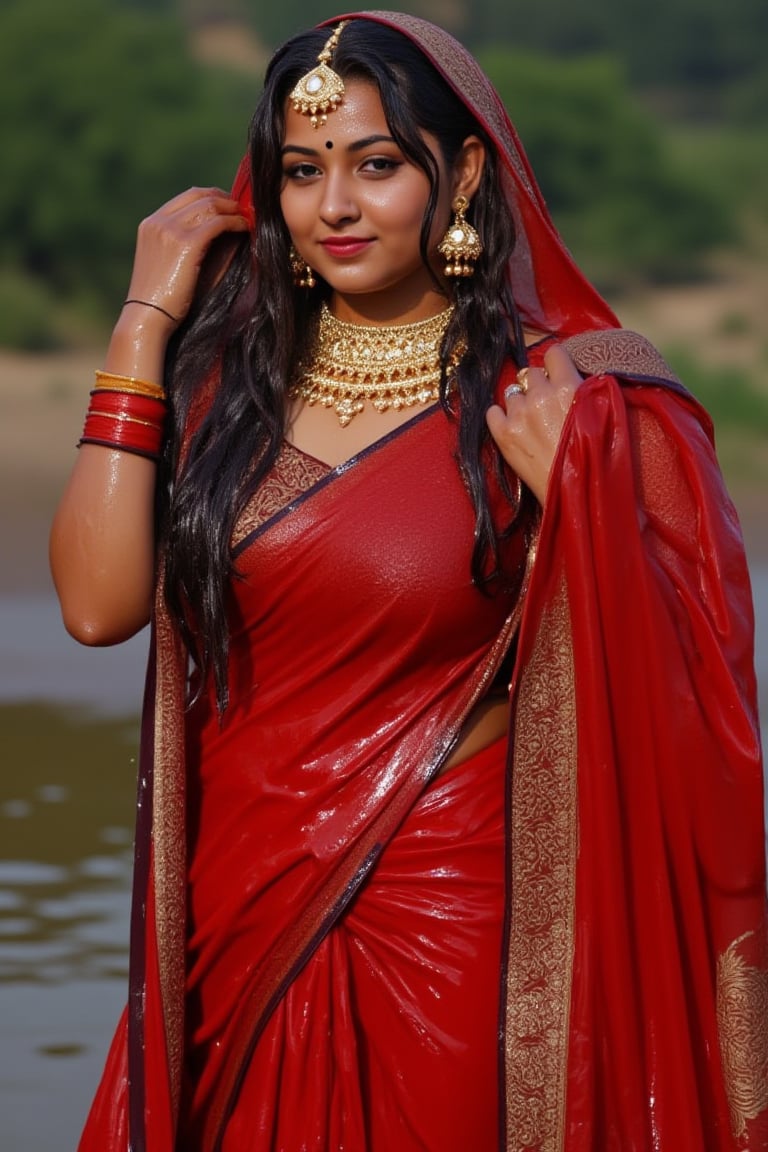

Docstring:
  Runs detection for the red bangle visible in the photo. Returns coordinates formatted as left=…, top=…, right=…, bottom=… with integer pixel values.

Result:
left=88, top=390, right=167, bottom=422
left=80, top=411, right=165, bottom=459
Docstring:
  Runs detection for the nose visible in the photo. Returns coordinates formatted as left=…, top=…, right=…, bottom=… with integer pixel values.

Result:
left=319, top=170, right=360, bottom=227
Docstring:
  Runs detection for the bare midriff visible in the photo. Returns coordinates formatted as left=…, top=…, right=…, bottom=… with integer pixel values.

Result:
left=437, top=693, right=510, bottom=777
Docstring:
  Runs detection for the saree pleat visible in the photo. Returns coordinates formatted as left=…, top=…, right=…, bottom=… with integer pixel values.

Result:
left=172, top=405, right=528, bottom=1149
left=215, top=737, right=507, bottom=1152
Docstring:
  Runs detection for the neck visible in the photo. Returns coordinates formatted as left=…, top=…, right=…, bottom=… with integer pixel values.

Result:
left=329, top=286, right=451, bottom=327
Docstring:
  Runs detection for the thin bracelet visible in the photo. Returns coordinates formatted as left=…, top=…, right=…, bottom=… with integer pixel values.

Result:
left=123, top=298, right=179, bottom=324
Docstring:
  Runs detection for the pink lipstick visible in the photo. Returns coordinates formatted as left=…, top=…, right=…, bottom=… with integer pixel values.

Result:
left=320, top=237, right=373, bottom=257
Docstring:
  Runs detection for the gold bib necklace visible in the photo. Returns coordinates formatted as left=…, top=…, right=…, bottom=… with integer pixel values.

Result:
left=292, top=302, right=455, bottom=427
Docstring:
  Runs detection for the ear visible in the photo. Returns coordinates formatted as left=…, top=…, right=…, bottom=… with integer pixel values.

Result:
left=451, top=135, right=486, bottom=201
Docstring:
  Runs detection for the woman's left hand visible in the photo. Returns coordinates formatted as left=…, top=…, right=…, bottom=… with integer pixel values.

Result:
left=486, top=344, right=583, bottom=505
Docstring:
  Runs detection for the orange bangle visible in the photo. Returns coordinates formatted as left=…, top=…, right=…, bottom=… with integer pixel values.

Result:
left=94, top=370, right=165, bottom=401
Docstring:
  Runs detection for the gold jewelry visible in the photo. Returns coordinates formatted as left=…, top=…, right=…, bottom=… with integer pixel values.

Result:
left=289, top=22, right=349, bottom=129
left=289, top=245, right=317, bottom=289
left=438, top=195, right=483, bottom=278
left=292, top=303, right=456, bottom=427
left=94, top=370, right=165, bottom=401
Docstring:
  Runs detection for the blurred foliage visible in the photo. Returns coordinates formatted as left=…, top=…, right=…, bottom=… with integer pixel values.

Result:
left=468, top=0, right=768, bottom=97
left=0, top=272, right=63, bottom=352
left=662, top=126, right=768, bottom=225
left=663, top=348, right=768, bottom=435
left=229, top=0, right=767, bottom=112
left=0, top=0, right=764, bottom=349
left=480, top=51, right=733, bottom=290
left=0, top=0, right=258, bottom=343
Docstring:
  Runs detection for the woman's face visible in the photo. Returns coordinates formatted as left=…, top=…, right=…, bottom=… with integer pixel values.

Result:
left=279, top=79, right=453, bottom=322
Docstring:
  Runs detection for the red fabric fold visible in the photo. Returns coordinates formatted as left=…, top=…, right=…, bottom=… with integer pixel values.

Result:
left=513, top=375, right=767, bottom=1149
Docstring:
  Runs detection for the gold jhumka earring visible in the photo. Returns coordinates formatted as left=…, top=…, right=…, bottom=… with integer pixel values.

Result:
left=438, top=195, right=483, bottom=277
left=288, top=21, right=349, bottom=129
left=289, top=246, right=317, bottom=289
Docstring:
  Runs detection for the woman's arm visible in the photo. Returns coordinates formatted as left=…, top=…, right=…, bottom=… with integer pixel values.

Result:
left=50, top=187, right=249, bottom=645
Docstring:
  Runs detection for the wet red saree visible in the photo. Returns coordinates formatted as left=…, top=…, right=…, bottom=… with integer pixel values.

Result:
left=78, top=340, right=767, bottom=1152
left=76, top=12, right=767, bottom=1152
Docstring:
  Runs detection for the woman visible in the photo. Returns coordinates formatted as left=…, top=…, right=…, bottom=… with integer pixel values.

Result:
left=50, top=12, right=767, bottom=1152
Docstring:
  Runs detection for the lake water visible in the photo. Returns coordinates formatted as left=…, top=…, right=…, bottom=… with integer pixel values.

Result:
left=1, top=572, right=767, bottom=1151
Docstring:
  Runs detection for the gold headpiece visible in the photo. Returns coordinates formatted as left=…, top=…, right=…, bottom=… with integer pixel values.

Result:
left=288, top=22, right=349, bottom=129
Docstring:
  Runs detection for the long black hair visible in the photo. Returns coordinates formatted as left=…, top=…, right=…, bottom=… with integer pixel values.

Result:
left=160, top=20, right=527, bottom=710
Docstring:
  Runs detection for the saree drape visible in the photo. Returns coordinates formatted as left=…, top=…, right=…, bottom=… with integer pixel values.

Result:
left=76, top=10, right=767, bottom=1151
left=78, top=341, right=768, bottom=1152
left=506, top=369, right=767, bottom=1150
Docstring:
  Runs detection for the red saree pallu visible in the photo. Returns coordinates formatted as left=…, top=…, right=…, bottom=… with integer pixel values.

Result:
left=506, top=371, right=768, bottom=1150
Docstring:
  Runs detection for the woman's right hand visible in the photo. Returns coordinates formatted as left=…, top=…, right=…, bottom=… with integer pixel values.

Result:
left=121, top=186, right=251, bottom=333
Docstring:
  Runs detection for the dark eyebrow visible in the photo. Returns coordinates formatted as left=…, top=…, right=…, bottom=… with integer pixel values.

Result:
left=281, top=144, right=320, bottom=157
left=281, top=134, right=397, bottom=158
left=348, top=134, right=397, bottom=153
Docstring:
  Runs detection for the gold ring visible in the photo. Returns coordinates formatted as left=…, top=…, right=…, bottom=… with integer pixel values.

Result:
left=516, top=367, right=532, bottom=392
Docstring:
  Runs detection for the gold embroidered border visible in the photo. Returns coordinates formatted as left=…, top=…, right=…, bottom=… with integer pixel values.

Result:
left=505, top=576, right=577, bottom=1151
left=364, top=11, right=536, bottom=196
left=562, top=329, right=680, bottom=385
left=717, top=928, right=768, bottom=1140
left=152, top=578, right=188, bottom=1112
left=233, top=442, right=329, bottom=547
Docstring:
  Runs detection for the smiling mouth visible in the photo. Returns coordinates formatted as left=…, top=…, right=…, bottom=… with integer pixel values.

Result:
left=319, top=238, right=373, bottom=257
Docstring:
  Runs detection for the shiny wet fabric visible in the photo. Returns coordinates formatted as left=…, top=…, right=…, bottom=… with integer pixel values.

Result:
left=204, top=737, right=507, bottom=1152
left=76, top=13, right=768, bottom=1151
left=175, top=401, right=527, bottom=1149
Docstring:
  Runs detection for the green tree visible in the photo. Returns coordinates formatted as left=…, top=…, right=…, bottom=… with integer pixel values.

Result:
left=0, top=0, right=258, bottom=339
left=470, top=0, right=768, bottom=99
left=480, top=50, right=732, bottom=287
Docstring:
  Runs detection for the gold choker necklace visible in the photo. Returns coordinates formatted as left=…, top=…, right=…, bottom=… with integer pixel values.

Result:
left=293, top=303, right=455, bottom=427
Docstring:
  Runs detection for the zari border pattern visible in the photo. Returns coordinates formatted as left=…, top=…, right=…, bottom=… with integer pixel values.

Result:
left=504, top=575, right=577, bottom=1151
left=717, top=928, right=768, bottom=1141
left=151, top=580, right=188, bottom=1113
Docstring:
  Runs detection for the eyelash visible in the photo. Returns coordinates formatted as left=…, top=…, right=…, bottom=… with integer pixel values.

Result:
left=283, top=157, right=401, bottom=181
left=284, top=162, right=321, bottom=180
left=362, top=157, right=400, bottom=174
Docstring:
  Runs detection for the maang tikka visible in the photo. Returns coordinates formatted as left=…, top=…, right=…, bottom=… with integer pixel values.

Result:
left=289, top=21, right=349, bottom=129
left=438, top=195, right=483, bottom=277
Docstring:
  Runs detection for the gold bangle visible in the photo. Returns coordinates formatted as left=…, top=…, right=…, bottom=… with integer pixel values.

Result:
left=94, top=370, right=165, bottom=400
left=92, top=381, right=167, bottom=402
